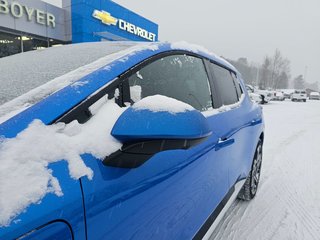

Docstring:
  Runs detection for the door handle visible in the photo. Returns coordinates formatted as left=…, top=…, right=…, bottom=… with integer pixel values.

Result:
left=250, top=118, right=262, bottom=126
left=215, top=138, right=235, bottom=151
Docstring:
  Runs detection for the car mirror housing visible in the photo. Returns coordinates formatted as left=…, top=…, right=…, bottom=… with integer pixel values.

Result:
left=103, top=107, right=212, bottom=168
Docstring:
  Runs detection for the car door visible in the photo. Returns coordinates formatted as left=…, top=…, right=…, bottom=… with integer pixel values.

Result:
left=207, top=61, right=263, bottom=187
left=79, top=53, right=236, bottom=240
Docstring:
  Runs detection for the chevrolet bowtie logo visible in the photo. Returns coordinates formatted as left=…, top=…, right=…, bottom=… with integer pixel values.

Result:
left=92, top=10, right=118, bottom=26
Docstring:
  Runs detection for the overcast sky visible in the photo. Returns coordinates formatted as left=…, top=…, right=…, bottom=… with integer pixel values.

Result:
left=113, top=0, right=319, bottom=85
left=44, top=0, right=319, bottom=85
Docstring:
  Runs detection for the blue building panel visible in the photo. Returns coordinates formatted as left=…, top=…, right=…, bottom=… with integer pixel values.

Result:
left=71, top=0, right=159, bottom=43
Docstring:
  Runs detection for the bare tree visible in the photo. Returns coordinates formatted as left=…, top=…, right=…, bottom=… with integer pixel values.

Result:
left=277, top=71, right=289, bottom=89
left=270, top=49, right=291, bottom=89
left=226, top=49, right=291, bottom=90
left=259, top=56, right=272, bottom=89
left=293, top=75, right=305, bottom=89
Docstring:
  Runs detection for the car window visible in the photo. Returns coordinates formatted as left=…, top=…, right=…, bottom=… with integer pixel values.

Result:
left=210, top=63, right=239, bottom=105
left=127, top=55, right=213, bottom=111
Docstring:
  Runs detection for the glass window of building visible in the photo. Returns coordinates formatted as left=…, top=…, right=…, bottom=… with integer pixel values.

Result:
left=0, top=32, right=21, bottom=58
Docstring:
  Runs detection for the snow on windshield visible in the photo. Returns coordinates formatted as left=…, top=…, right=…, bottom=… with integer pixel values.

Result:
left=0, top=42, right=159, bottom=123
left=0, top=98, right=125, bottom=227
left=0, top=42, right=134, bottom=106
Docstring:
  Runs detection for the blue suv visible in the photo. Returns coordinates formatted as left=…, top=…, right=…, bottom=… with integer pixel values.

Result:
left=0, top=42, right=264, bottom=240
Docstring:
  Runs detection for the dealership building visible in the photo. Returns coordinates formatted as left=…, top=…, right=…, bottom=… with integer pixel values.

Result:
left=0, top=0, right=158, bottom=57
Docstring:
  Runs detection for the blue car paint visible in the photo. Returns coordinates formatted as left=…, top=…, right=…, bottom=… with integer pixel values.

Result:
left=0, top=43, right=264, bottom=239
left=80, top=131, right=230, bottom=239
left=0, top=161, right=86, bottom=240
left=111, top=108, right=212, bottom=142
left=18, top=221, right=72, bottom=240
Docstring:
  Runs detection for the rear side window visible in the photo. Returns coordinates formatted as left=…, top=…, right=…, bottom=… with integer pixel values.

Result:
left=210, top=63, right=239, bottom=105
left=127, top=55, right=213, bottom=111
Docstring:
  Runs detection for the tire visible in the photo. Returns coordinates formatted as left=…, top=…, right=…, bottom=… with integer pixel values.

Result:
left=303, top=99, right=306, bottom=102
left=237, top=139, right=263, bottom=201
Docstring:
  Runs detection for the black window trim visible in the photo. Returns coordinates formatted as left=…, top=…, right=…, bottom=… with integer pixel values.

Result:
left=230, top=71, right=243, bottom=100
left=52, top=50, right=236, bottom=124
left=53, top=79, right=122, bottom=124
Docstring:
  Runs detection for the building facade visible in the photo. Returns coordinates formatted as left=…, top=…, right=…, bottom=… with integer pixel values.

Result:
left=0, top=0, right=158, bottom=57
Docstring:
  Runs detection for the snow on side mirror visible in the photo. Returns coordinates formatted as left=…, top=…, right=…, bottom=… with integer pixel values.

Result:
left=103, top=95, right=212, bottom=168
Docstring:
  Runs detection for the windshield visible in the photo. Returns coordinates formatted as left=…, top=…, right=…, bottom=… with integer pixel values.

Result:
left=0, top=42, right=137, bottom=106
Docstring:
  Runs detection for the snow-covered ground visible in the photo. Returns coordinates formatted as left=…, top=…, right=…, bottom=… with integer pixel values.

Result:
left=210, top=100, right=320, bottom=240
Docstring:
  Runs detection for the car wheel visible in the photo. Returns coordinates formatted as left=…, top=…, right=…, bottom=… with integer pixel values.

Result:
left=237, top=139, right=263, bottom=201
left=303, top=99, right=306, bottom=102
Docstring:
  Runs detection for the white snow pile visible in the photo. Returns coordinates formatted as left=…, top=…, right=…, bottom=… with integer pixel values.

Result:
left=132, top=95, right=194, bottom=114
left=0, top=99, right=125, bottom=227
left=170, top=41, right=235, bottom=71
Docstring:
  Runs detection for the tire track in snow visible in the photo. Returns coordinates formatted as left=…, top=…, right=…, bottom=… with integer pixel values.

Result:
left=274, top=183, right=320, bottom=240
left=210, top=129, right=305, bottom=240
left=271, top=125, right=320, bottom=239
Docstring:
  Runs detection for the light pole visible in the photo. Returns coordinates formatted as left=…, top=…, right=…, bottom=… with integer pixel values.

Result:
left=304, top=66, right=308, bottom=83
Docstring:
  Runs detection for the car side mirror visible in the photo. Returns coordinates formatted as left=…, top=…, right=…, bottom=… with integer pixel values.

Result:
left=103, top=105, right=211, bottom=168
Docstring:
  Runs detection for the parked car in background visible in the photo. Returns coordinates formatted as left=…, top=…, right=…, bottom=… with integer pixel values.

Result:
left=257, top=90, right=273, bottom=104
left=249, top=92, right=263, bottom=104
left=273, top=91, right=285, bottom=101
left=0, top=42, right=264, bottom=240
left=309, top=92, right=320, bottom=100
left=281, top=89, right=295, bottom=99
left=291, top=90, right=307, bottom=102
left=246, top=85, right=268, bottom=104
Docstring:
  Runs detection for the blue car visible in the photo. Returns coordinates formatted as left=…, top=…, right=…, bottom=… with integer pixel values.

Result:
left=0, top=42, right=264, bottom=240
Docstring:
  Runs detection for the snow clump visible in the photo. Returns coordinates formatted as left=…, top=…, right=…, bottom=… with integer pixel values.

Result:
left=132, top=95, right=194, bottom=114
left=0, top=99, right=124, bottom=227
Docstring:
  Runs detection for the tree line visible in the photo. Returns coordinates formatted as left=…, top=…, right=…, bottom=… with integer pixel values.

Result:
left=226, top=50, right=318, bottom=91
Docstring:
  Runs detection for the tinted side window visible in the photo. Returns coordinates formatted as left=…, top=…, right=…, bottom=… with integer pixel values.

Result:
left=127, top=55, right=213, bottom=111
left=210, top=63, right=239, bottom=105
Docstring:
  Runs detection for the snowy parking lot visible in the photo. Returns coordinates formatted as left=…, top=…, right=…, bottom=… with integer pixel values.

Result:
left=210, top=100, right=320, bottom=240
